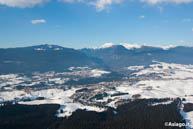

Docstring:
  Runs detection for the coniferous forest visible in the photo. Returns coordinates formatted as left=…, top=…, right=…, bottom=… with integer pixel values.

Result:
left=0, top=99, right=186, bottom=129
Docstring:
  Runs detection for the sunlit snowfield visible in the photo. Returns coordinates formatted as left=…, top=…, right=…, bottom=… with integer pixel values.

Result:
left=0, top=61, right=193, bottom=128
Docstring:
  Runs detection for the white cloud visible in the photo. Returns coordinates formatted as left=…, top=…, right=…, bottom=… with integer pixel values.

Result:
left=31, top=19, right=46, bottom=24
left=0, top=0, right=50, bottom=8
left=89, top=0, right=122, bottom=11
left=140, top=0, right=193, bottom=4
left=139, top=15, right=145, bottom=19
left=58, top=0, right=77, bottom=3
left=0, top=0, right=122, bottom=11
left=59, top=0, right=193, bottom=11
left=1, top=0, right=192, bottom=10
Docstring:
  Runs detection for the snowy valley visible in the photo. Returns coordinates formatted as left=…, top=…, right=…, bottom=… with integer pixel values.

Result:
left=1, top=60, right=193, bottom=128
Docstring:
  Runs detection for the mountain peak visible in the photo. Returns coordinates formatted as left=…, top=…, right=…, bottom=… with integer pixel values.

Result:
left=100, top=43, right=114, bottom=49
left=94, top=43, right=177, bottom=50
left=120, top=43, right=141, bottom=50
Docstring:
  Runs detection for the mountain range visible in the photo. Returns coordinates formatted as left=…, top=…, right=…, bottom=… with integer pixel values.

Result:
left=0, top=44, right=193, bottom=74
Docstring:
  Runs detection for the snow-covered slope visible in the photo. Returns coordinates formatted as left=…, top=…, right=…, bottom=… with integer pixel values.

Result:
left=0, top=61, right=193, bottom=126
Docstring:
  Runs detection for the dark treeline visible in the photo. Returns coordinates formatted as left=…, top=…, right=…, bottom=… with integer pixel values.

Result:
left=0, top=103, right=60, bottom=129
left=184, top=103, right=193, bottom=112
left=0, top=98, right=186, bottom=129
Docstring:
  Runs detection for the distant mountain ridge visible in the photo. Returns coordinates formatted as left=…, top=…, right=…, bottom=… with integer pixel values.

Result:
left=87, top=43, right=177, bottom=50
left=0, top=44, right=106, bottom=74
left=81, top=44, right=193, bottom=71
left=0, top=44, right=193, bottom=74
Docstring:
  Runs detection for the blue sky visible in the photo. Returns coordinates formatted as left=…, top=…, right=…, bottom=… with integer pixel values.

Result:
left=0, top=0, right=193, bottom=48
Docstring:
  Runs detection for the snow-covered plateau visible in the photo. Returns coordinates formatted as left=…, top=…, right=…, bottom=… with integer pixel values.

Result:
left=0, top=62, right=193, bottom=128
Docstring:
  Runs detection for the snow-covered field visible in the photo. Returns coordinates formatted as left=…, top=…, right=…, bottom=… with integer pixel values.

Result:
left=0, top=61, right=193, bottom=127
left=90, top=69, right=110, bottom=77
left=125, top=61, right=193, bottom=128
left=127, top=66, right=144, bottom=71
left=133, top=61, right=193, bottom=79
left=0, top=87, right=106, bottom=117
left=0, top=67, right=110, bottom=89
left=17, top=88, right=106, bottom=117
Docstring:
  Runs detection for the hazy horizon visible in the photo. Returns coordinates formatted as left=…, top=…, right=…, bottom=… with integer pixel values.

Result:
left=0, top=42, right=193, bottom=50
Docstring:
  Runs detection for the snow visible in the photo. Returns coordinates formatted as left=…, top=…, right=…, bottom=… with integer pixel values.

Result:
left=90, top=69, right=110, bottom=77
left=184, top=97, right=193, bottom=104
left=0, top=74, right=18, bottom=79
left=1, top=61, right=193, bottom=120
left=142, top=44, right=176, bottom=50
left=160, top=45, right=176, bottom=50
left=14, top=88, right=106, bottom=117
left=48, top=78, right=69, bottom=84
left=151, top=100, right=173, bottom=106
left=68, top=67, right=75, bottom=71
left=185, top=111, right=193, bottom=129
left=112, top=61, right=193, bottom=126
left=66, top=67, right=110, bottom=77
left=92, top=43, right=178, bottom=50
left=116, top=85, right=143, bottom=96
left=134, top=79, right=193, bottom=98
left=104, top=62, right=193, bottom=110
left=124, top=62, right=193, bottom=127
left=57, top=104, right=79, bottom=117
left=34, top=48, right=45, bottom=51
left=95, top=43, right=142, bottom=50
left=0, top=74, right=31, bottom=88
left=29, top=89, right=75, bottom=103
left=107, top=100, right=117, bottom=108
left=57, top=103, right=105, bottom=117
left=0, top=74, right=24, bottom=87
left=54, top=48, right=62, bottom=50
left=133, top=61, right=193, bottom=79
left=0, top=90, right=29, bottom=101
left=180, top=104, right=193, bottom=129
left=113, top=111, right=117, bottom=114
left=120, top=43, right=141, bottom=50
left=127, top=66, right=144, bottom=71
left=99, top=43, right=114, bottom=49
